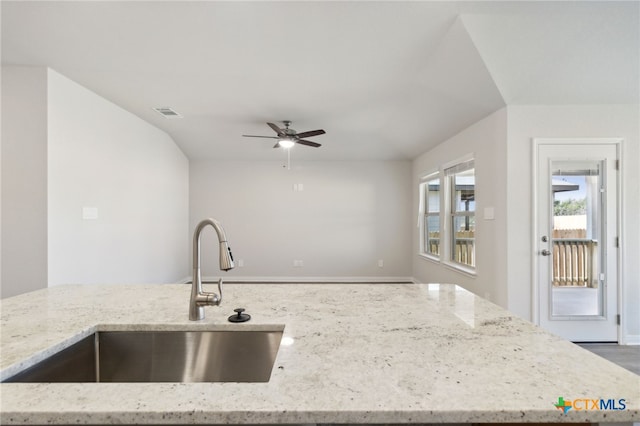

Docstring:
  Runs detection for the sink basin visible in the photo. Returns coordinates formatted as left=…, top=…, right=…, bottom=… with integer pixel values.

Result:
left=4, top=329, right=283, bottom=383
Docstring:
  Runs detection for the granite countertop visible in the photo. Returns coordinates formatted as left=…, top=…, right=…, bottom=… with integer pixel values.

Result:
left=1, top=283, right=638, bottom=424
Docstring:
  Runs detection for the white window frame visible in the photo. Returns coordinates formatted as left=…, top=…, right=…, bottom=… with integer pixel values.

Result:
left=444, top=158, right=476, bottom=273
left=418, top=171, right=441, bottom=260
left=418, top=154, right=476, bottom=276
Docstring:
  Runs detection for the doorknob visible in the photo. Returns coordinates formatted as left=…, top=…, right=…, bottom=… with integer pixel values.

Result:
left=541, top=249, right=551, bottom=256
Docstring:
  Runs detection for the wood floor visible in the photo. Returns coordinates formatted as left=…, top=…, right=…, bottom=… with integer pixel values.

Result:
left=577, top=343, right=640, bottom=375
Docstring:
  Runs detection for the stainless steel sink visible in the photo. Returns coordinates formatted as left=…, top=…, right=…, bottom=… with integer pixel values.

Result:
left=4, top=329, right=283, bottom=383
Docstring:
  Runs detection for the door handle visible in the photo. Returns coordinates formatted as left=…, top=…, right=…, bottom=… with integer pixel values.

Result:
left=541, top=249, right=551, bottom=256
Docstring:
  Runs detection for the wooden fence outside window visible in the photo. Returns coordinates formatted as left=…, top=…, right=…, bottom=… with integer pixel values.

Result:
left=426, top=231, right=475, bottom=267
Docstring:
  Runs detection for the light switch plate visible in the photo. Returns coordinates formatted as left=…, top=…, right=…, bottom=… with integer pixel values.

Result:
left=484, top=207, right=495, bottom=220
left=82, top=207, right=98, bottom=220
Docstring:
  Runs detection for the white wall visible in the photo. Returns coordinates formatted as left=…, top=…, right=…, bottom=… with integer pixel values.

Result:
left=1, top=67, right=49, bottom=298
left=190, top=160, right=412, bottom=281
left=506, top=104, right=640, bottom=343
left=412, top=108, right=508, bottom=307
left=47, top=69, right=189, bottom=286
left=1, top=66, right=189, bottom=297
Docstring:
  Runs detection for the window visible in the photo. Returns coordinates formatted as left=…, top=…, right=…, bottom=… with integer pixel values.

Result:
left=420, top=174, right=440, bottom=258
left=419, top=156, right=476, bottom=273
left=446, top=159, right=475, bottom=268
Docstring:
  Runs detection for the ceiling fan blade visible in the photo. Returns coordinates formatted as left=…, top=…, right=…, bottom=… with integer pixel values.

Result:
left=273, top=143, right=280, bottom=148
left=242, top=135, right=279, bottom=139
left=296, top=139, right=322, bottom=148
left=267, top=122, right=285, bottom=136
left=295, top=129, right=325, bottom=139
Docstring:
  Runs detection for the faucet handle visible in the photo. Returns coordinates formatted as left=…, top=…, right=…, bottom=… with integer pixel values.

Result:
left=216, top=278, right=223, bottom=305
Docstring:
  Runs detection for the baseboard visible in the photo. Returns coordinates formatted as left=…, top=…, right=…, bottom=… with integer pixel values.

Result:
left=621, top=334, right=640, bottom=345
left=184, top=276, right=414, bottom=284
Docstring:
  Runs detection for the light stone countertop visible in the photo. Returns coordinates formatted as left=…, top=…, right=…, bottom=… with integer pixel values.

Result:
left=0, top=283, right=638, bottom=425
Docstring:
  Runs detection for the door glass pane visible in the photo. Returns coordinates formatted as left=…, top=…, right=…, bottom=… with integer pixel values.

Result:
left=550, top=161, right=602, bottom=317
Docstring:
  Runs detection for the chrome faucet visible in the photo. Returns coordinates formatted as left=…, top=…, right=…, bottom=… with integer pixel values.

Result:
left=189, top=218, right=234, bottom=321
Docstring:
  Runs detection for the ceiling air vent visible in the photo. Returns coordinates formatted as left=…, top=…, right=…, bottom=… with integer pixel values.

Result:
left=152, top=107, right=183, bottom=118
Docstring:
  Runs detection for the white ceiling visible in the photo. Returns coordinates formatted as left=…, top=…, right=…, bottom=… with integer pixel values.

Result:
left=2, top=1, right=638, bottom=161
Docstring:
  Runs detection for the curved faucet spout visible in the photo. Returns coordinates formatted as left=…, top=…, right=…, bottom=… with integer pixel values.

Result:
left=192, top=218, right=234, bottom=272
left=190, top=218, right=235, bottom=321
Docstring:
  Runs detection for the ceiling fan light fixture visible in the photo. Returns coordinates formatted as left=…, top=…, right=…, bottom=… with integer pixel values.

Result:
left=278, top=139, right=295, bottom=149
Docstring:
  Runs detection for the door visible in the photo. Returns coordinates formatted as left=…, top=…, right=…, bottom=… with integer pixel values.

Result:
left=535, top=141, right=619, bottom=342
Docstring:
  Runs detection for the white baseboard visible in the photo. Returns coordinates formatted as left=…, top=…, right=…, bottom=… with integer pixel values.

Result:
left=621, top=334, right=640, bottom=345
left=182, top=276, right=414, bottom=284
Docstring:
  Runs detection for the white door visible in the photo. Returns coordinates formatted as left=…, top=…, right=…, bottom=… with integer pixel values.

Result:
left=535, top=141, right=619, bottom=342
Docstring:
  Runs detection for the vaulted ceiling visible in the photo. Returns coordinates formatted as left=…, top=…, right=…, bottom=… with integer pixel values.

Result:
left=2, top=1, right=638, bottom=161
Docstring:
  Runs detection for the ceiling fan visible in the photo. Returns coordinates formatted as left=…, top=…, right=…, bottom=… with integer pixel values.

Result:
left=242, top=121, right=325, bottom=148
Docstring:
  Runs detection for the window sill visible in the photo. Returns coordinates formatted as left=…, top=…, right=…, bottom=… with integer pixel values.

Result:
left=418, top=253, right=440, bottom=264
left=443, top=261, right=477, bottom=278
left=418, top=254, right=477, bottom=278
